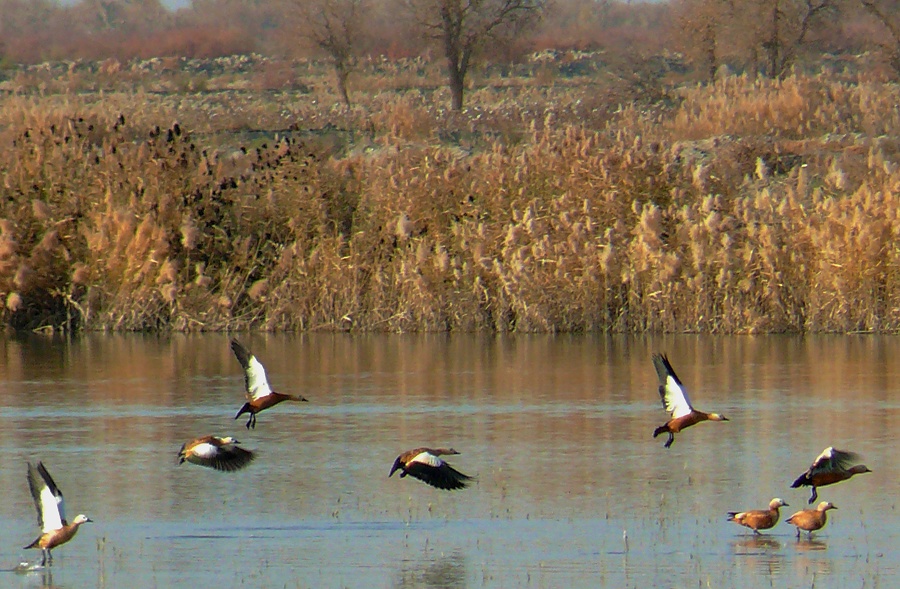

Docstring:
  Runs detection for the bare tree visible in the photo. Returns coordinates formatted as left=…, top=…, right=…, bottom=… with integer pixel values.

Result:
left=738, top=0, right=835, bottom=78
left=674, top=0, right=836, bottom=79
left=860, top=0, right=900, bottom=75
left=406, top=0, right=546, bottom=110
left=284, top=0, right=367, bottom=108
left=672, top=0, right=732, bottom=81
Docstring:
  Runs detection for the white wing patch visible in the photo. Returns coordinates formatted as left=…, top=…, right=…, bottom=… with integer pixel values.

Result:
left=191, top=442, right=219, bottom=459
left=39, top=484, right=64, bottom=533
left=410, top=451, right=443, bottom=468
left=816, top=447, right=835, bottom=462
left=246, top=355, right=273, bottom=400
left=663, top=375, right=693, bottom=418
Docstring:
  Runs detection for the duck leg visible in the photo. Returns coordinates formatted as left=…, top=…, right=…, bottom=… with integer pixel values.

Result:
left=808, top=487, right=817, bottom=504
left=664, top=432, right=675, bottom=448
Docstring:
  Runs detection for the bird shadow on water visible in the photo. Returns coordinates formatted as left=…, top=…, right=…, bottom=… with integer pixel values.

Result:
left=393, top=550, right=466, bottom=589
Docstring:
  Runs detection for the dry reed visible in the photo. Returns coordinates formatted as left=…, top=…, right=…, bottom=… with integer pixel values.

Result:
left=1, top=61, right=900, bottom=333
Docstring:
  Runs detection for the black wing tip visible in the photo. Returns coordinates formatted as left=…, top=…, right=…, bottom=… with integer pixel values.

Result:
left=432, top=465, right=474, bottom=490
left=651, top=353, right=681, bottom=386
left=193, top=449, right=255, bottom=472
left=218, top=455, right=255, bottom=472
left=29, top=461, right=60, bottom=493
left=425, top=476, right=472, bottom=491
left=402, top=461, right=474, bottom=491
left=832, top=448, right=862, bottom=462
left=652, top=352, right=675, bottom=373
left=230, top=339, right=251, bottom=364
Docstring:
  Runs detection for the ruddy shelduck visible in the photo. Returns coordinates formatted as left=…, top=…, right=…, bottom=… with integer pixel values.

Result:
left=24, top=462, right=92, bottom=566
left=727, top=498, right=788, bottom=534
left=389, top=448, right=473, bottom=490
left=231, top=339, right=308, bottom=429
left=651, top=353, right=728, bottom=448
left=791, top=447, right=871, bottom=504
left=178, top=435, right=255, bottom=472
left=786, top=501, right=837, bottom=537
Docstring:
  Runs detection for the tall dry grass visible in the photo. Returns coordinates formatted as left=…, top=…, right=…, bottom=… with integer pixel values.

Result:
left=2, top=63, right=900, bottom=333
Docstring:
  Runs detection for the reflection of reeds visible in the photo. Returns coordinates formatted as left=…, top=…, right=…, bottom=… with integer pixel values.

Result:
left=3, top=70, right=900, bottom=332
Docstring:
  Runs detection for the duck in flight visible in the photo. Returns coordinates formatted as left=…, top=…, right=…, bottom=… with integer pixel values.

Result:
left=231, top=339, right=308, bottom=429
left=791, top=447, right=871, bottom=503
left=727, top=498, right=788, bottom=534
left=178, top=435, right=255, bottom=472
left=389, top=448, right=473, bottom=490
left=24, top=462, right=92, bottom=566
left=651, top=353, right=729, bottom=448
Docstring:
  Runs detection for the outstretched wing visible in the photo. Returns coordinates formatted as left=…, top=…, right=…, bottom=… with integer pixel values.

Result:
left=185, top=439, right=255, bottom=472
left=404, top=450, right=473, bottom=491
left=652, top=354, right=693, bottom=418
left=230, top=339, right=273, bottom=401
left=27, top=462, right=66, bottom=532
left=808, top=447, right=861, bottom=476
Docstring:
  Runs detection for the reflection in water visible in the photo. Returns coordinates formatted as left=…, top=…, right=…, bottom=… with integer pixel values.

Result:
left=793, top=537, right=829, bottom=553
left=394, top=550, right=466, bottom=589
left=792, top=538, right=832, bottom=577
left=0, top=333, right=897, bottom=588
left=731, top=535, right=784, bottom=575
left=12, top=566, right=58, bottom=589
left=731, top=535, right=783, bottom=552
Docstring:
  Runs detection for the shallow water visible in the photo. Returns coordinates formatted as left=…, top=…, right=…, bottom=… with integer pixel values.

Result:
left=0, top=333, right=896, bottom=588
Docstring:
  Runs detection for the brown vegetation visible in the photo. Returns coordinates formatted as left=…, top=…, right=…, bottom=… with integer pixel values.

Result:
left=2, top=55, right=900, bottom=334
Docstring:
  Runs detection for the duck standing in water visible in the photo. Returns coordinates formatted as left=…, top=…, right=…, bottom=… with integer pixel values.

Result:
left=651, top=353, right=729, bottom=448
left=791, top=447, right=871, bottom=503
left=389, top=448, right=473, bottom=490
left=231, top=339, right=308, bottom=429
left=178, top=435, right=255, bottom=472
left=786, top=501, right=837, bottom=537
left=24, top=462, right=92, bottom=566
left=727, top=498, right=788, bottom=534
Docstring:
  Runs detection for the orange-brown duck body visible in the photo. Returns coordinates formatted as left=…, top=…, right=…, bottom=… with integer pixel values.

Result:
left=178, top=435, right=255, bottom=472
left=727, top=498, right=788, bottom=534
left=24, top=462, right=92, bottom=566
left=791, top=447, right=871, bottom=503
left=231, top=339, right=308, bottom=429
left=786, top=501, right=837, bottom=537
left=389, top=447, right=473, bottom=490
left=651, top=353, right=729, bottom=448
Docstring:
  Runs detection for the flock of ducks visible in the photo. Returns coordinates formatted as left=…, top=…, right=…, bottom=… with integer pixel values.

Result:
left=652, top=352, right=871, bottom=538
left=21, top=348, right=871, bottom=566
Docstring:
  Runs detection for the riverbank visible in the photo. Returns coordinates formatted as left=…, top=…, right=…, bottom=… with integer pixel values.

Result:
left=2, top=59, right=898, bottom=333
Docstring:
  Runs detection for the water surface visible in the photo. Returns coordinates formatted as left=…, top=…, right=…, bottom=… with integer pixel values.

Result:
left=0, top=334, right=896, bottom=588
